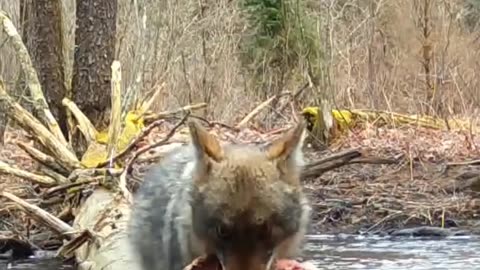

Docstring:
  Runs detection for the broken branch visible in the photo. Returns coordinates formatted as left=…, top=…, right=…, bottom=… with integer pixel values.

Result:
left=143, top=103, right=206, bottom=123
left=236, top=95, right=277, bottom=129
left=0, top=160, right=57, bottom=187
left=0, top=82, right=81, bottom=170
left=1, top=191, right=75, bottom=238
left=17, top=141, right=69, bottom=176
left=62, top=98, right=98, bottom=145
left=107, top=61, right=123, bottom=160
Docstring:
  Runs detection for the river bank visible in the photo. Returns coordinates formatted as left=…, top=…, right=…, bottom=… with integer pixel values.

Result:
left=304, top=124, right=480, bottom=236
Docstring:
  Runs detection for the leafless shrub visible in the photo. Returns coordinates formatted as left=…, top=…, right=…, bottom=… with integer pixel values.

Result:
left=0, top=0, right=479, bottom=125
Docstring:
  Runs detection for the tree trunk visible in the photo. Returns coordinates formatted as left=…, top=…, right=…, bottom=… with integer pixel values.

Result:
left=21, top=0, right=68, bottom=137
left=72, top=0, right=118, bottom=131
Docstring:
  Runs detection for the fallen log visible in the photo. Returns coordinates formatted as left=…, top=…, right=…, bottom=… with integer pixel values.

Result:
left=0, top=192, right=74, bottom=237
left=302, top=149, right=402, bottom=179
left=71, top=188, right=140, bottom=270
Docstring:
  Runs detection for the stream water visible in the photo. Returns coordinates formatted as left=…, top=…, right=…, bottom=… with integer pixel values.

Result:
left=2, top=234, right=480, bottom=270
left=303, top=234, right=480, bottom=270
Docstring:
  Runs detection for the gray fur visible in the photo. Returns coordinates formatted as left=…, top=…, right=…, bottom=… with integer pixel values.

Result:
left=129, top=145, right=199, bottom=270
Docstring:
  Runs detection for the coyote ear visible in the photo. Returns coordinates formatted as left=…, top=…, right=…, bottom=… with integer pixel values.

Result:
left=265, top=121, right=306, bottom=163
left=188, top=119, right=224, bottom=162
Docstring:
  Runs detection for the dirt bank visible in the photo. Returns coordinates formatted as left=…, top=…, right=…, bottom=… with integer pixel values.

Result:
left=304, top=124, right=480, bottom=235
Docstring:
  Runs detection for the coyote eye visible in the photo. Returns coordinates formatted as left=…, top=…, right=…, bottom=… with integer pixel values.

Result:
left=215, top=224, right=230, bottom=239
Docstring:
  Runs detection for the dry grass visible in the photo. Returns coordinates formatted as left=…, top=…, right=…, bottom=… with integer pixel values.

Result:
left=1, top=1, right=479, bottom=125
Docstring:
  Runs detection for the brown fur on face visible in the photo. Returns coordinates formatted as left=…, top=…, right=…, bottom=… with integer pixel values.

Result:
left=188, top=120, right=310, bottom=270
left=188, top=120, right=306, bottom=223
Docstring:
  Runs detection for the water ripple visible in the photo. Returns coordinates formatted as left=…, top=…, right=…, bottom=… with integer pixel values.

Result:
left=303, top=234, right=480, bottom=270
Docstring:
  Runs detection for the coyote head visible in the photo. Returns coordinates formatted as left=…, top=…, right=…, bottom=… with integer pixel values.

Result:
left=187, top=120, right=310, bottom=270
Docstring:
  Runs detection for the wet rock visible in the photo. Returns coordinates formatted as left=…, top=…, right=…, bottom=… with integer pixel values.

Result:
left=451, top=230, right=470, bottom=236
left=444, top=218, right=460, bottom=227
left=0, top=238, right=34, bottom=260
left=389, top=226, right=472, bottom=237
left=0, top=249, right=13, bottom=260
left=390, top=226, right=456, bottom=237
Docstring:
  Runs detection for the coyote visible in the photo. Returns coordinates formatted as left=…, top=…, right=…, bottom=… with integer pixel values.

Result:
left=128, top=120, right=311, bottom=270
